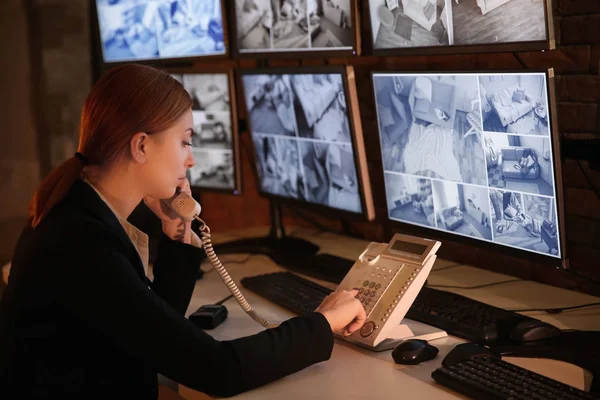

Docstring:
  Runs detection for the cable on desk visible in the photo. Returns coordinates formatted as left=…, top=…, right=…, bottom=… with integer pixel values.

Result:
left=428, top=278, right=523, bottom=290
left=430, top=263, right=462, bottom=273
left=509, top=301, right=600, bottom=314
left=201, top=254, right=254, bottom=274
left=215, top=294, right=234, bottom=305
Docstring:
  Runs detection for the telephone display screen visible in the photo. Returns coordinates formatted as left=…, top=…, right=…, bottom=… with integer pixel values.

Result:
left=391, top=241, right=427, bottom=255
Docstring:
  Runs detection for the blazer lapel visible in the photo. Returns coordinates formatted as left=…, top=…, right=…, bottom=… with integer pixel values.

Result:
left=65, top=180, right=147, bottom=280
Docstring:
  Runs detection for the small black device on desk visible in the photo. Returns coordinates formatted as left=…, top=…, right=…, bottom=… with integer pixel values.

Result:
left=240, top=271, right=560, bottom=344
left=188, top=295, right=232, bottom=330
left=432, top=343, right=600, bottom=400
left=392, top=339, right=439, bottom=365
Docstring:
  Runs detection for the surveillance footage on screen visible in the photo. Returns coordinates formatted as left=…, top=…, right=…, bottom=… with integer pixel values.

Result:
left=172, top=72, right=235, bottom=190
left=373, top=72, right=560, bottom=258
left=235, top=0, right=355, bottom=53
left=96, top=0, right=226, bottom=62
left=243, top=72, right=363, bottom=214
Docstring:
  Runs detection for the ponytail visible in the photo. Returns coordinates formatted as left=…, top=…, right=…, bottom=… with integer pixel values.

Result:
left=29, top=155, right=86, bottom=228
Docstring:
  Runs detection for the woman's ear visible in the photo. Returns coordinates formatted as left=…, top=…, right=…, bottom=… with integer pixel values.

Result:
left=130, top=132, right=149, bottom=164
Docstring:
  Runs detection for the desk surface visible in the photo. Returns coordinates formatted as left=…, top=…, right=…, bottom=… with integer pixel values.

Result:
left=179, top=227, right=600, bottom=399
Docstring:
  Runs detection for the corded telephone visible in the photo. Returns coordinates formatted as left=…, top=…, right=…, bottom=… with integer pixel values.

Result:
left=335, top=234, right=446, bottom=351
left=163, top=191, right=447, bottom=350
left=161, top=190, right=278, bottom=329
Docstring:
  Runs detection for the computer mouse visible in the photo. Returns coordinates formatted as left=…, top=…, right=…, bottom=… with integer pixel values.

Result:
left=510, top=320, right=561, bottom=342
left=392, top=339, right=439, bottom=365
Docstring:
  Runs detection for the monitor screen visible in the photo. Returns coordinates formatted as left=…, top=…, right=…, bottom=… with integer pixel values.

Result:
left=373, top=72, right=562, bottom=259
left=171, top=72, right=240, bottom=193
left=234, top=0, right=358, bottom=55
left=95, top=0, right=226, bottom=63
left=240, top=68, right=374, bottom=219
left=368, top=0, right=550, bottom=53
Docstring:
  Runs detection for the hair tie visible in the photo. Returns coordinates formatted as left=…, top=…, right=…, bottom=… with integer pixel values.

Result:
left=74, top=152, right=89, bottom=166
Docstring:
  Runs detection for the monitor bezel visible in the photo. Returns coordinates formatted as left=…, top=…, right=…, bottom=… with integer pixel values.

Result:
left=230, top=0, right=362, bottom=59
left=238, top=65, right=375, bottom=222
left=91, top=0, right=231, bottom=68
left=366, top=0, right=555, bottom=57
left=165, top=66, right=243, bottom=196
left=371, top=68, right=567, bottom=268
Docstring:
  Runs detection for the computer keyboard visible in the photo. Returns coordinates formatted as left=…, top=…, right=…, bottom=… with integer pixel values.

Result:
left=405, top=286, right=560, bottom=343
left=432, top=343, right=600, bottom=400
left=241, top=272, right=333, bottom=315
left=284, top=253, right=354, bottom=284
left=240, top=272, right=556, bottom=343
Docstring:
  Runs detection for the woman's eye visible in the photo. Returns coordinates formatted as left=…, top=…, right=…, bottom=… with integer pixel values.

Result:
left=183, top=141, right=192, bottom=147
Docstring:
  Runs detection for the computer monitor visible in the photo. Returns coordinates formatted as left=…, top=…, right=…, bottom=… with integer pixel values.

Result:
left=232, top=0, right=360, bottom=57
left=170, top=70, right=241, bottom=195
left=240, top=66, right=375, bottom=221
left=368, top=0, right=554, bottom=55
left=94, top=0, right=227, bottom=64
left=372, top=70, right=565, bottom=265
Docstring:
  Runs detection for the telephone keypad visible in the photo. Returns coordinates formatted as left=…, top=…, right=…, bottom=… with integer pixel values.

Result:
left=354, top=265, right=405, bottom=317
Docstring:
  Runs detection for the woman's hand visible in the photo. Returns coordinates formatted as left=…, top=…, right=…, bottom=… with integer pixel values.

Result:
left=316, top=289, right=366, bottom=337
left=143, top=179, right=193, bottom=244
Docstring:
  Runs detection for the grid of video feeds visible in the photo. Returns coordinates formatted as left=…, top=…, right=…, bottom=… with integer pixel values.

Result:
left=96, top=0, right=226, bottom=63
left=369, top=0, right=547, bottom=50
left=171, top=73, right=236, bottom=191
left=373, top=72, right=561, bottom=258
left=241, top=72, right=363, bottom=214
left=235, top=0, right=355, bottom=54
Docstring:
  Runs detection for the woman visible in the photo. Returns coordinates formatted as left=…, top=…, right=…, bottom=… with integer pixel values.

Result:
left=0, top=64, right=366, bottom=398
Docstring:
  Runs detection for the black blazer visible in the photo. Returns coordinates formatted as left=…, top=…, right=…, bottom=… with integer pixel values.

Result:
left=0, top=180, right=333, bottom=399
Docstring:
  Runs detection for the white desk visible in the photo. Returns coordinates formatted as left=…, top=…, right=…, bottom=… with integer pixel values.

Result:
left=179, top=227, right=600, bottom=399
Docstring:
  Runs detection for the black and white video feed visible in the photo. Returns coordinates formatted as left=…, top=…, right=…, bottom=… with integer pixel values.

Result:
left=235, top=0, right=354, bottom=53
left=290, top=73, right=351, bottom=142
left=173, top=73, right=236, bottom=191
left=191, top=111, right=232, bottom=150
left=299, top=141, right=361, bottom=212
left=182, top=73, right=230, bottom=112
left=243, top=74, right=298, bottom=136
left=243, top=71, right=363, bottom=214
left=187, top=149, right=234, bottom=190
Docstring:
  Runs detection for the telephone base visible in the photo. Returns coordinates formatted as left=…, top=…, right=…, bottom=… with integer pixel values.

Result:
left=342, top=319, right=448, bottom=352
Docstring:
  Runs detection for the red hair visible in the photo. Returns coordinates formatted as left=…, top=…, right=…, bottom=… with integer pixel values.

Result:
left=29, top=64, right=192, bottom=227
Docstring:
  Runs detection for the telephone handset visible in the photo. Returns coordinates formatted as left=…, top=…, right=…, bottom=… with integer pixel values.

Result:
left=161, top=191, right=279, bottom=329
left=335, top=234, right=444, bottom=351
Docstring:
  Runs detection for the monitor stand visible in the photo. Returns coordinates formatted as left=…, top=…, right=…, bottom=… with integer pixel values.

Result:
left=211, top=201, right=356, bottom=283
left=211, top=201, right=320, bottom=266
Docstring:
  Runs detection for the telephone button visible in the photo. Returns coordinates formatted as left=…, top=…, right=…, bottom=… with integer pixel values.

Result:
left=365, top=298, right=371, bottom=305
left=369, top=282, right=376, bottom=289
left=362, top=280, right=369, bottom=287
left=358, top=288, right=364, bottom=294
left=359, top=296, right=366, bottom=303
left=364, top=289, right=371, bottom=296
left=375, top=284, right=381, bottom=290
left=360, top=321, right=376, bottom=337
left=369, top=291, right=376, bottom=297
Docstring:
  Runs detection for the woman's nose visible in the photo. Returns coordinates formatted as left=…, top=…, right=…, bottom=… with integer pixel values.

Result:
left=186, top=149, right=196, bottom=169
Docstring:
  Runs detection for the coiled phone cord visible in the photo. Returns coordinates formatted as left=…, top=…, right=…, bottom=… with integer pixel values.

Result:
left=194, top=216, right=279, bottom=329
